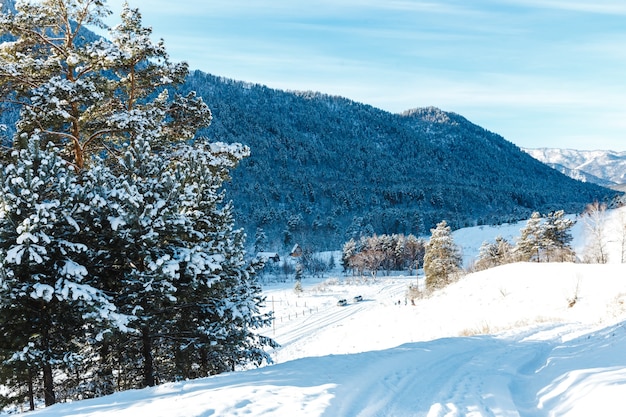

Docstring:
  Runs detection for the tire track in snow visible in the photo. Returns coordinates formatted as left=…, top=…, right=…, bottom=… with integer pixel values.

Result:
left=321, top=334, right=553, bottom=417
left=264, top=279, right=410, bottom=361
left=274, top=300, right=371, bottom=349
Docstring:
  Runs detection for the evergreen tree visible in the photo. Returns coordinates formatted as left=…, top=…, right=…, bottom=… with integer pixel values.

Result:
left=94, top=106, right=275, bottom=388
left=102, top=138, right=186, bottom=388
left=424, top=220, right=462, bottom=291
left=0, top=0, right=275, bottom=406
left=514, top=212, right=543, bottom=262
left=514, top=211, right=575, bottom=263
left=328, top=253, right=336, bottom=270
left=542, top=210, right=575, bottom=262
left=254, top=227, right=267, bottom=254
left=162, top=141, right=276, bottom=378
left=0, top=1, right=207, bottom=169
left=341, top=238, right=357, bottom=274
left=294, top=279, right=303, bottom=295
left=0, top=138, right=120, bottom=408
left=475, top=236, right=512, bottom=271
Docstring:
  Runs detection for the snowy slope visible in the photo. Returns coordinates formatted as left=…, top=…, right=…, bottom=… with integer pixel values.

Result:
left=21, top=209, right=626, bottom=417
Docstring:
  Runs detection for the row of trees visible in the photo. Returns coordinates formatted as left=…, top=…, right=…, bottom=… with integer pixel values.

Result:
left=0, top=1, right=274, bottom=411
left=338, top=221, right=462, bottom=293
left=341, top=233, right=426, bottom=278
left=474, top=210, right=576, bottom=271
left=340, top=211, right=578, bottom=296
left=413, top=206, right=619, bottom=296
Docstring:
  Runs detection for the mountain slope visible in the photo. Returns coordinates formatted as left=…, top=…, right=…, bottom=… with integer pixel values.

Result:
left=525, top=148, right=626, bottom=186
left=182, top=72, right=614, bottom=249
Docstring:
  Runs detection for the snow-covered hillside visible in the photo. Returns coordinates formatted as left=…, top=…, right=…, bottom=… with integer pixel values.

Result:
left=21, top=208, right=626, bottom=417
left=524, top=147, right=626, bottom=185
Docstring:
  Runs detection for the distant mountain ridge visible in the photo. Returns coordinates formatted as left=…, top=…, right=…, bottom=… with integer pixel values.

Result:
left=524, top=148, right=626, bottom=186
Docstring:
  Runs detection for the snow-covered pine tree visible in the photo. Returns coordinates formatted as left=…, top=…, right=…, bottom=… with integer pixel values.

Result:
left=254, top=227, right=267, bottom=254
left=514, top=212, right=544, bottom=262
left=1, top=0, right=275, bottom=402
left=513, top=211, right=575, bottom=263
left=542, top=210, right=575, bottom=262
left=101, top=139, right=275, bottom=385
left=93, top=137, right=185, bottom=388
left=0, top=138, right=120, bottom=409
left=341, top=238, right=357, bottom=274
left=474, top=236, right=512, bottom=271
left=0, top=1, right=209, bottom=169
left=424, top=220, right=462, bottom=291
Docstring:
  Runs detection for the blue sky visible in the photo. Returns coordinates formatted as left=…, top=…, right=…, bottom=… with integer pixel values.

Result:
left=104, top=0, right=626, bottom=151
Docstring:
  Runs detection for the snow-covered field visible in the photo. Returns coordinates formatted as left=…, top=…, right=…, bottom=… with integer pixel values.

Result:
left=22, top=208, right=626, bottom=416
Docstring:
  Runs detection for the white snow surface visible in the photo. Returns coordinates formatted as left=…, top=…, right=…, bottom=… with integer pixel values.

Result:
left=22, top=208, right=626, bottom=417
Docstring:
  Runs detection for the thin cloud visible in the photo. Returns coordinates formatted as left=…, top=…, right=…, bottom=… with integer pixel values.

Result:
left=101, top=0, right=626, bottom=151
left=499, top=0, right=626, bottom=14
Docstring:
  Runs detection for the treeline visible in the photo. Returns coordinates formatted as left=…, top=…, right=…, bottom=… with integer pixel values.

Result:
left=475, top=202, right=626, bottom=269
left=338, top=221, right=462, bottom=302
left=341, top=234, right=426, bottom=278
left=337, top=211, right=578, bottom=300
left=338, top=210, right=577, bottom=282
left=474, top=210, right=576, bottom=271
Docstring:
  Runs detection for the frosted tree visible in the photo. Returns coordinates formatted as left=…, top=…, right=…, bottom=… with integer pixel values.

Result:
left=254, top=227, right=267, bottom=254
left=404, top=234, right=425, bottom=275
left=377, top=234, right=395, bottom=275
left=0, top=0, right=208, bottom=169
left=514, top=212, right=543, bottom=262
left=424, top=220, right=462, bottom=291
left=0, top=138, right=121, bottom=408
left=475, top=236, right=512, bottom=271
left=89, top=119, right=276, bottom=388
left=582, top=201, right=608, bottom=264
left=349, top=236, right=386, bottom=279
left=542, top=210, right=575, bottom=262
left=153, top=142, right=275, bottom=378
left=0, top=0, right=275, bottom=403
left=342, top=238, right=358, bottom=274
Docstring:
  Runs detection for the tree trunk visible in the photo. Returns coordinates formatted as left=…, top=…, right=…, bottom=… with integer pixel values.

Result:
left=27, top=369, right=35, bottom=411
left=43, top=362, right=55, bottom=406
left=99, top=341, right=114, bottom=395
left=41, top=327, right=56, bottom=407
left=142, top=327, right=155, bottom=387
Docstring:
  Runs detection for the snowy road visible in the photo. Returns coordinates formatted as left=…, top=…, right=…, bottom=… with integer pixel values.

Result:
left=32, top=322, right=626, bottom=417
left=320, top=332, right=556, bottom=417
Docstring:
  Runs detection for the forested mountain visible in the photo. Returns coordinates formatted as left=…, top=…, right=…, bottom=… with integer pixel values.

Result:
left=524, top=148, right=626, bottom=186
left=179, top=72, right=614, bottom=250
